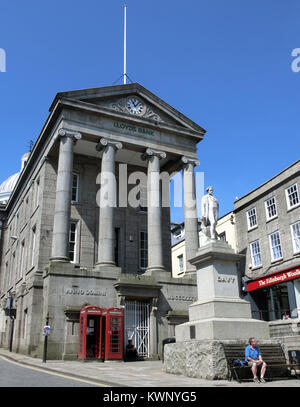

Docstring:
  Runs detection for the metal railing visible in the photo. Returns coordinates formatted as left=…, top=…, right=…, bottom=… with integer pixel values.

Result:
left=252, top=308, right=300, bottom=321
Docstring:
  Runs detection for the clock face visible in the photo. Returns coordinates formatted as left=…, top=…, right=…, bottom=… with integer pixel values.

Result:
left=126, top=97, right=145, bottom=115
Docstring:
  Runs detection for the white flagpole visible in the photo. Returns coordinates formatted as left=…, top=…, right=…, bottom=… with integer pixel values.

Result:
left=124, top=3, right=127, bottom=84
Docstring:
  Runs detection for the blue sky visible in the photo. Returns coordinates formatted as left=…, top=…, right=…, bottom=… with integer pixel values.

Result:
left=0, top=0, right=299, bottom=221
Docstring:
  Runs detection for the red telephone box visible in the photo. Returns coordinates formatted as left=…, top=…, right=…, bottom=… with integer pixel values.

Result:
left=102, top=308, right=124, bottom=360
left=78, top=306, right=123, bottom=361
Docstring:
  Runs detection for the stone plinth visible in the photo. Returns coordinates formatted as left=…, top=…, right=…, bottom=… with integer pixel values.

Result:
left=164, top=339, right=280, bottom=380
left=175, top=240, right=269, bottom=342
left=164, top=241, right=271, bottom=380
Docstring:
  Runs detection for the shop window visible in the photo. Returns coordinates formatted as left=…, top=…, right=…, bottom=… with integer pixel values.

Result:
left=247, top=207, right=257, bottom=230
left=265, top=196, right=277, bottom=220
left=269, top=231, right=283, bottom=261
left=250, top=240, right=262, bottom=268
left=291, top=221, right=300, bottom=253
left=286, top=183, right=299, bottom=210
left=250, top=283, right=291, bottom=321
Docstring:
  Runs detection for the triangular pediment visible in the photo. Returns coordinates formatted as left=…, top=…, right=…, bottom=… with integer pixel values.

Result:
left=52, top=83, right=205, bottom=136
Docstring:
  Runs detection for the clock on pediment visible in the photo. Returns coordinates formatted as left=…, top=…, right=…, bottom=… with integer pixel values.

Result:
left=109, top=96, right=162, bottom=122
left=126, top=96, right=146, bottom=116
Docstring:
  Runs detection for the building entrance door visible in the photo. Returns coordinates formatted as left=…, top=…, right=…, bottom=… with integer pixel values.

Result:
left=124, top=300, right=150, bottom=357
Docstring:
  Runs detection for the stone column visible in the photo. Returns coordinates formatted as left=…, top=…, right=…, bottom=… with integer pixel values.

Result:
left=142, top=148, right=166, bottom=273
left=51, top=129, right=81, bottom=261
left=181, top=156, right=200, bottom=273
left=96, top=138, right=122, bottom=267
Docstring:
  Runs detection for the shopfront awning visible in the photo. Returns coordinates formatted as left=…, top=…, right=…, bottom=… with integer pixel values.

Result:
left=247, top=265, right=300, bottom=292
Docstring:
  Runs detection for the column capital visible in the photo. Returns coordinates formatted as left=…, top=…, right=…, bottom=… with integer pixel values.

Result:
left=181, top=156, right=200, bottom=168
left=141, top=148, right=166, bottom=161
left=96, top=138, right=123, bottom=152
left=57, top=128, right=82, bottom=142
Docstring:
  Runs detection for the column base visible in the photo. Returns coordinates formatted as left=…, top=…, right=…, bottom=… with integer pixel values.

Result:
left=95, top=261, right=117, bottom=269
left=49, top=257, right=70, bottom=263
left=145, top=266, right=166, bottom=274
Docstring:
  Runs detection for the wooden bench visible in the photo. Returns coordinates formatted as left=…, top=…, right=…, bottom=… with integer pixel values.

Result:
left=222, top=343, right=300, bottom=383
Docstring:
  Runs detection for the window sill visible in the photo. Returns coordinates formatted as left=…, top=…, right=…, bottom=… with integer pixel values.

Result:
left=250, top=265, right=263, bottom=271
left=266, top=216, right=278, bottom=223
left=287, top=203, right=300, bottom=212
left=30, top=205, right=39, bottom=218
left=20, top=223, right=28, bottom=234
left=248, top=226, right=258, bottom=232
left=26, top=266, right=35, bottom=276
left=270, top=258, right=283, bottom=265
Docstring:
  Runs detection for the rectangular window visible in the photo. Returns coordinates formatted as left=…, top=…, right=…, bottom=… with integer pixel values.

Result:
left=174, top=229, right=183, bottom=239
left=291, top=221, right=300, bottom=253
left=247, top=207, right=257, bottom=230
left=286, top=183, right=299, bottom=210
left=269, top=231, right=283, bottom=261
left=265, top=196, right=277, bottom=220
left=178, top=254, right=184, bottom=274
left=140, top=231, right=148, bottom=270
left=71, top=173, right=79, bottom=203
left=5, top=262, right=9, bottom=290
left=219, top=231, right=226, bottom=242
left=11, top=252, right=16, bottom=284
left=23, top=309, right=28, bottom=340
left=19, top=240, right=25, bottom=278
left=69, top=222, right=78, bottom=263
left=34, top=178, right=40, bottom=208
left=31, top=226, right=36, bottom=267
left=250, top=240, right=262, bottom=267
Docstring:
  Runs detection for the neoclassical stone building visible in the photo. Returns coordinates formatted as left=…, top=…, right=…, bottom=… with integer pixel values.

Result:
left=0, top=83, right=205, bottom=360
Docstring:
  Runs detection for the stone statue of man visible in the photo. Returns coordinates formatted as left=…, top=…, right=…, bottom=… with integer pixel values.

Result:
left=201, top=186, right=219, bottom=241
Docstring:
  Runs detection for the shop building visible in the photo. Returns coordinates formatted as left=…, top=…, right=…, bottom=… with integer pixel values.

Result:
left=0, top=83, right=206, bottom=360
left=234, top=160, right=300, bottom=329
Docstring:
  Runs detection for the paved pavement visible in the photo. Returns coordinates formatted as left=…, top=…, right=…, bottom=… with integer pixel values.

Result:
left=0, top=356, right=98, bottom=387
left=0, top=348, right=299, bottom=387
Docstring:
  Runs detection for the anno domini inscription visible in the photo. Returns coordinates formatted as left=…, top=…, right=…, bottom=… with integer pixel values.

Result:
left=65, top=288, right=107, bottom=296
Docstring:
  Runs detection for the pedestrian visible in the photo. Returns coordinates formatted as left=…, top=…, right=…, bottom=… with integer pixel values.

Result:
left=245, top=337, right=267, bottom=383
left=126, top=339, right=138, bottom=361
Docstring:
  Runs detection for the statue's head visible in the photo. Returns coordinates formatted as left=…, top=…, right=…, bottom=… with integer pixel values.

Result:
left=206, top=186, right=213, bottom=195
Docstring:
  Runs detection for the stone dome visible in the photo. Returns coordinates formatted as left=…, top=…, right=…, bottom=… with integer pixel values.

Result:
left=0, top=173, right=20, bottom=204
left=0, top=152, right=30, bottom=204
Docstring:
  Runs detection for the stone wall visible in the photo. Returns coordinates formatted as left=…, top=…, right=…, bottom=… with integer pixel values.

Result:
left=269, top=319, right=300, bottom=338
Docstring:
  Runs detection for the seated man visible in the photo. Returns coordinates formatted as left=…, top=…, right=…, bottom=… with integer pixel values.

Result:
left=245, top=337, right=267, bottom=383
left=126, top=339, right=138, bottom=361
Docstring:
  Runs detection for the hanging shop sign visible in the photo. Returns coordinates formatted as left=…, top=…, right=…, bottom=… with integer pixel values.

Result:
left=247, top=265, right=300, bottom=292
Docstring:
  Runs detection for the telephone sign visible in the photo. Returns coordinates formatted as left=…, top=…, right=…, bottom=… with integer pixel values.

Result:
left=43, top=325, right=51, bottom=336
